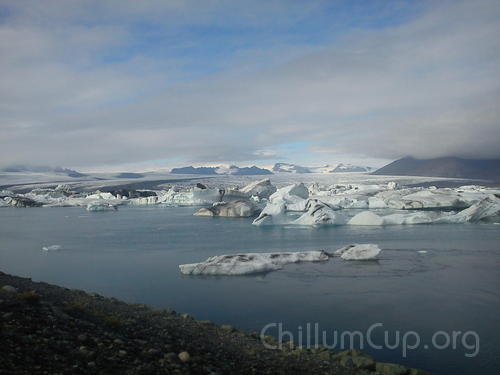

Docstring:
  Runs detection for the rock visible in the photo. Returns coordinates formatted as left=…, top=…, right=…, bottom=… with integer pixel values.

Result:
left=113, top=338, right=124, bottom=345
left=220, top=325, right=235, bottom=332
left=408, top=368, right=432, bottom=375
left=1, top=285, right=18, bottom=293
left=118, top=350, right=127, bottom=357
left=375, top=362, right=409, bottom=375
left=164, top=352, right=177, bottom=361
left=351, top=355, right=375, bottom=369
left=77, top=334, right=87, bottom=342
left=196, top=183, right=207, bottom=190
left=178, top=351, right=190, bottom=362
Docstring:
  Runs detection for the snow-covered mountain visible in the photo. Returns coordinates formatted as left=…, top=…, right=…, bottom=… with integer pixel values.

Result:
left=272, top=163, right=310, bottom=173
left=272, top=163, right=373, bottom=174
left=170, top=165, right=273, bottom=175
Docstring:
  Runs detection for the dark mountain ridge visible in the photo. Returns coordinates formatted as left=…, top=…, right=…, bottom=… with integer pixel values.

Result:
left=373, top=157, right=500, bottom=181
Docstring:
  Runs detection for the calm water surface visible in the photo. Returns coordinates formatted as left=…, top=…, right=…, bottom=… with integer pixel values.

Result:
left=0, top=206, right=499, bottom=374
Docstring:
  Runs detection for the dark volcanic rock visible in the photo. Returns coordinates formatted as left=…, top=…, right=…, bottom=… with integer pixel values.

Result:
left=0, top=272, right=428, bottom=375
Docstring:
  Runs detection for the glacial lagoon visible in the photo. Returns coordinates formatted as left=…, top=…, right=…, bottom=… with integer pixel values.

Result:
left=0, top=205, right=498, bottom=374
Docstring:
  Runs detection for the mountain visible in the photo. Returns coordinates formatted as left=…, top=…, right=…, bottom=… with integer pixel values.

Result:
left=170, top=165, right=272, bottom=175
left=114, top=173, right=145, bottom=179
left=372, top=157, right=500, bottom=180
left=272, top=163, right=373, bottom=174
left=331, top=163, right=373, bottom=173
left=0, top=165, right=86, bottom=177
left=272, top=163, right=311, bottom=173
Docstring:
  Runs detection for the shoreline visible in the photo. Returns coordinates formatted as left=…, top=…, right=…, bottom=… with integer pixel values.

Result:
left=0, top=271, right=429, bottom=375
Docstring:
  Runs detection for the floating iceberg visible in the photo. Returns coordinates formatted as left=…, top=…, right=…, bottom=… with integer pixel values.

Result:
left=238, top=178, right=277, bottom=199
left=157, top=188, right=222, bottom=206
left=42, top=245, right=62, bottom=252
left=179, top=244, right=382, bottom=275
left=437, top=196, right=500, bottom=224
left=194, top=200, right=258, bottom=217
left=292, top=200, right=346, bottom=226
left=348, top=211, right=385, bottom=226
left=179, top=250, right=330, bottom=276
left=333, top=244, right=381, bottom=260
left=86, top=192, right=116, bottom=200
left=86, top=203, right=117, bottom=211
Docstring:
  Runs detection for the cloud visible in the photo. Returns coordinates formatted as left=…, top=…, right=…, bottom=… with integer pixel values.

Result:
left=0, top=0, right=499, bottom=169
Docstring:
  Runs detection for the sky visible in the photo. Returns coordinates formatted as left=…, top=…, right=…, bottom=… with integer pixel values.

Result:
left=0, top=0, right=499, bottom=172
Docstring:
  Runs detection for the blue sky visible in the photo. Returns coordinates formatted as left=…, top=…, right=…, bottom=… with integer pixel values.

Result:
left=0, top=0, right=499, bottom=171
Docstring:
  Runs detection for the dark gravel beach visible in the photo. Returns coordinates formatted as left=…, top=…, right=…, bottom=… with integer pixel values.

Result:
left=0, top=272, right=429, bottom=375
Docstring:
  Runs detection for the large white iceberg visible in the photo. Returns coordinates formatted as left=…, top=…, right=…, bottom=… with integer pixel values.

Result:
left=333, top=244, right=381, bottom=260
left=348, top=211, right=385, bottom=226
left=179, top=250, right=330, bottom=276
left=179, top=244, right=383, bottom=275
left=238, top=178, right=277, bottom=199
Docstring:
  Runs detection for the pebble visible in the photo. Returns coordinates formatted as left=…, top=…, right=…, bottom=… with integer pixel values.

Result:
left=118, top=350, right=127, bottom=357
left=77, top=334, right=87, bottom=342
left=178, top=351, right=190, bottom=362
left=1, top=285, right=18, bottom=293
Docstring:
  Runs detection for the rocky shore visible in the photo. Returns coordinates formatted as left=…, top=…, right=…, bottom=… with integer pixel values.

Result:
left=0, top=272, right=429, bottom=375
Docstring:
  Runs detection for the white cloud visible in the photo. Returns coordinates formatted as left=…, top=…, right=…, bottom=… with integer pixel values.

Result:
left=0, top=0, right=499, bottom=169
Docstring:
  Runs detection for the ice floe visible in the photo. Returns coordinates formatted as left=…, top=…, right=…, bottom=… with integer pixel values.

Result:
left=333, top=244, right=382, bottom=260
left=179, top=250, right=330, bottom=275
left=86, top=203, right=117, bottom=212
left=42, top=245, right=62, bottom=251
left=179, top=244, right=383, bottom=275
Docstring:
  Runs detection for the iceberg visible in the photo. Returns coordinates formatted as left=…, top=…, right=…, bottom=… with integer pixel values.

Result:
left=179, top=250, right=330, bottom=276
left=42, top=245, right=62, bottom=251
left=348, top=211, right=385, bottom=226
left=86, top=203, right=117, bottom=211
left=157, top=187, right=222, bottom=206
left=238, top=178, right=277, bottom=199
left=194, top=200, right=258, bottom=217
left=437, top=196, right=500, bottom=224
left=179, top=244, right=382, bottom=275
left=86, top=192, right=116, bottom=200
left=292, top=200, right=346, bottom=226
left=333, top=244, right=381, bottom=260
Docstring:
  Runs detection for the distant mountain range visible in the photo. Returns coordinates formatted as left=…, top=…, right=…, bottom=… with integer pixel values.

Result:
left=170, top=165, right=273, bottom=175
left=0, top=165, right=86, bottom=177
left=272, top=163, right=373, bottom=174
left=372, top=157, right=500, bottom=181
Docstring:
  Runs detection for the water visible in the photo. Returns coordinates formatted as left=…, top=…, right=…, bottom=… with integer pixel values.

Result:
left=0, top=206, right=498, bottom=374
